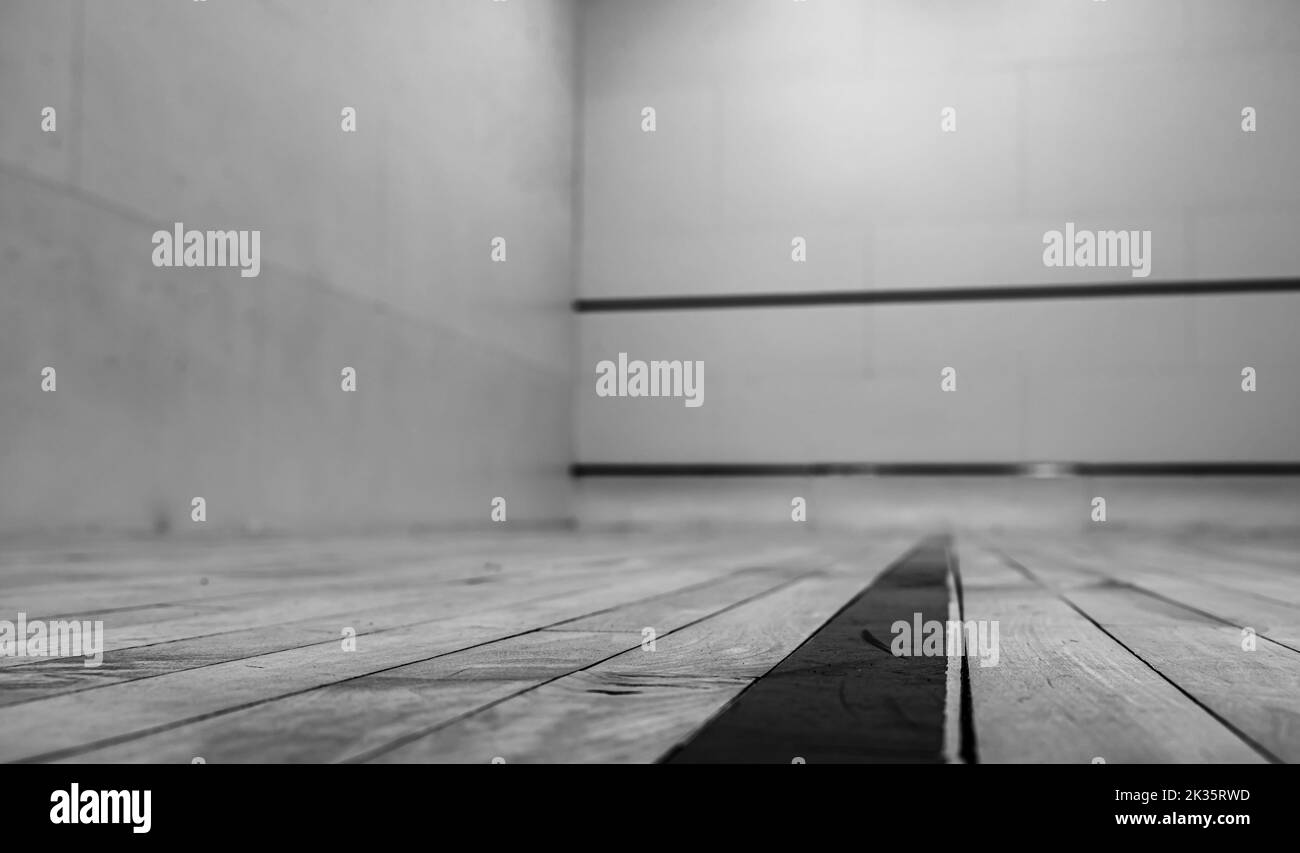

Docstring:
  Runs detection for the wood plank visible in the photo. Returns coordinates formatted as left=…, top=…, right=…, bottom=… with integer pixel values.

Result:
left=0, top=564, right=674, bottom=705
left=988, top=538, right=1299, bottom=763
left=0, top=560, right=732, bottom=762
left=667, top=536, right=952, bottom=763
left=0, top=534, right=813, bottom=669
left=994, top=534, right=1300, bottom=651
left=1100, top=534, right=1300, bottom=608
left=2, top=560, right=607, bottom=662
left=1175, top=532, right=1300, bottom=572
left=59, top=630, right=638, bottom=764
left=7, top=527, right=1289, bottom=765
left=960, top=542, right=1265, bottom=763
left=0, top=531, right=696, bottom=616
left=57, top=561, right=822, bottom=763
left=364, top=543, right=905, bottom=763
left=0, top=551, right=608, bottom=672
left=2, top=535, right=852, bottom=762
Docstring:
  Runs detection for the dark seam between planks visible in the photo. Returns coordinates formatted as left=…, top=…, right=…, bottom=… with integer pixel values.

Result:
left=947, top=545, right=980, bottom=765
left=343, top=567, right=838, bottom=764
left=986, top=541, right=1300, bottom=657
left=0, top=574, right=583, bottom=668
left=5, top=545, right=797, bottom=666
left=1116, top=587, right=1300, bottom=657
left=662, top=536, right=954, bottom=763
left=11, top=552, right=857, bottom=763
left=0, top=565, right=803, bottom=711
left=1096, top=575, right=1300, bottom=656
left=0, top=580, right=628, bottom=700
left=14, top=565, right=533, bottom=623
left=991, top=548, right=1285, bottom=765
left=656, top=539, right=929, bottom=764
left=7, top=540, right=805, bottom=623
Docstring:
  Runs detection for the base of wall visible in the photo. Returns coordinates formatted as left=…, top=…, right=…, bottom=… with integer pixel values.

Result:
left=574, top=476, right=1300, bottom=535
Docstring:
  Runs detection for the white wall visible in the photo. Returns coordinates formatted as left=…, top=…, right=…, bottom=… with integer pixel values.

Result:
left=0, top=0, right=579, bottom=535
left=576, top=0, right=1300, bottom=464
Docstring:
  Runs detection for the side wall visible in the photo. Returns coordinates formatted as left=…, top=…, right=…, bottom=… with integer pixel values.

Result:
left=0, top=0, right=580, bottom=535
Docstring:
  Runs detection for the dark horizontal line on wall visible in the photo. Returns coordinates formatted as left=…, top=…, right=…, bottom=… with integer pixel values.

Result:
left=571, top=462, right=1300, bottom=477
left=573, top=277, right=1300, bottom=312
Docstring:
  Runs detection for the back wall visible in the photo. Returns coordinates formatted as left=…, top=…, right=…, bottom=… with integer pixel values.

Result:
left=575, top=0, right=1300, bottom=465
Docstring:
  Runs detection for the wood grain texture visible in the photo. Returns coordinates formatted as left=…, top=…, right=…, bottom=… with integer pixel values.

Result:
left=960, top=543, right=1266, bottom=763
left=2, top=529, right=1297, bottom=764
left=61, top=559, right=830, bottom=763
left=0, top=555, right=739, bottom=761
left=994, top=534, right=1300, bottom=650
left=992, top=537, right=1300, bottom=763
left=0, top=539, right=819, bottom=702
left=366, top=545, right=905, bottom=763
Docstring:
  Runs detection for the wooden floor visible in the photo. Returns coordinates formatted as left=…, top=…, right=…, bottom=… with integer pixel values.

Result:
left=0, top=527, right=1296, bottom=763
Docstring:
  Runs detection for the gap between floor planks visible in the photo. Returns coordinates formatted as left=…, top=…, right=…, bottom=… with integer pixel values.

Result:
left=964, top=534, right=1297, bottom=763
left=2, top=534, right=892, bottom=762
